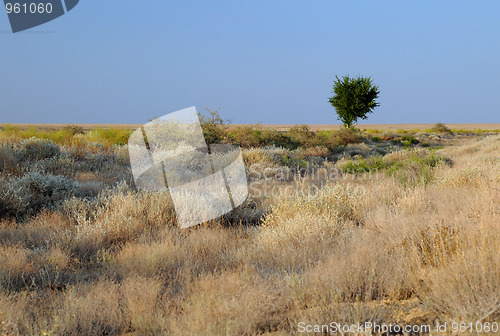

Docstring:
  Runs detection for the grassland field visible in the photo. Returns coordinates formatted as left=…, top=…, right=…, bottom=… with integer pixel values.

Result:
left=0, top=122, right=498, bottom=335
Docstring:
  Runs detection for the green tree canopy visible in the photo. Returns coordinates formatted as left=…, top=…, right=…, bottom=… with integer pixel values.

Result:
left=328, top=75, right=380, bottom=128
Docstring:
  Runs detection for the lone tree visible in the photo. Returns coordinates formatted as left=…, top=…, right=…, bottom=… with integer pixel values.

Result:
left=328, top=75, right=380, bottom=128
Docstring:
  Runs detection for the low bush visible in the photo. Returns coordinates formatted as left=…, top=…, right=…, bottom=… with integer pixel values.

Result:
left=0, top=143, right=20, bottom=176
left=88, top=128, right=133, bottom=146
left=339, top=149, right=452, bottom=186
left=62, top=125, right=85, bottom=136
left=324, top=127, right=364, bottom=147
left=0, top=172, right=81, bottom=220
left=431, top=122, right=454, bottom=135
left=227, top=126, right=262, bottom=147
left=198, top=108, right=229, bottom=144
left=287, top=124, right=322, bottom=148
left=19, top=137, right=60, bottom=161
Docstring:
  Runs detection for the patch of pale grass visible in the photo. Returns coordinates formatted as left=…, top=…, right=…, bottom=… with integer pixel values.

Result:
left=418, top=218, right=500, bottom=322
left=0, top=246, right=31, bottom=284
left=252, top=213, right=342, bottom=272
left=54, top=280, right=125, bottom=336
left=242, top=147, right=281, bottom=167
left=167, top=268, right=291, bottom=335
left=64, top=187, right=176, bottom=259
left=115, top=237, right=180, bottom=278
left=122, top=275, right=164, bottom=335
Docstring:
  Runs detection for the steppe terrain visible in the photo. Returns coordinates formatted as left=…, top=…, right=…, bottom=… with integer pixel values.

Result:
left=0, top=123, right=498, bottom=335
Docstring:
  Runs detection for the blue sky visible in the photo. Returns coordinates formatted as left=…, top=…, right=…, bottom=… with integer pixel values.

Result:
left=1, top=1, right=499, bottom=124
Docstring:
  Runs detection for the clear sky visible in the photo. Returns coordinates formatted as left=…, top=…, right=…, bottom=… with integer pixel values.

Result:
left=1, top=1, right=499, bottom=124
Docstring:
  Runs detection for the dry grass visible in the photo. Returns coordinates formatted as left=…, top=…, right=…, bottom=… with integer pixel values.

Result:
left=0, top=134, right=499, bottom=335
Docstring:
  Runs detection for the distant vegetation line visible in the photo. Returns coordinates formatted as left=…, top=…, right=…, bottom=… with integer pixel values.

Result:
left=0, top=121, right=498, bottom=148
left=1, top=122, right=500, bottom=131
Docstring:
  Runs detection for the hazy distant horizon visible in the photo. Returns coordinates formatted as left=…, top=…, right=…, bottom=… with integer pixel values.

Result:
left=2, top=123, right=499, bottom=132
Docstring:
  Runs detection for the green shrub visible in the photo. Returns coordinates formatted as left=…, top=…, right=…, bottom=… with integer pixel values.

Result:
left=1, top=123, right=19, bottom=133
left=90, top=128, right=133, bottom=146
left=339, top=149, right=452, bottom=186
left=286, top=125, right=324, bottom=148
left=400, top=135, right=419, bottom=147
left=280, top=154, right=308, bottom=169
left=62, top=125, right=86, bottom=136
left=340, top=157, right=386, bottom=173
left=432, top=122, right=454, bottom=135
left=227, top=126, right=262, bottom=147
left=198, top=108, right=229, bottom=144
left=261, top=130, right=297, bottom=149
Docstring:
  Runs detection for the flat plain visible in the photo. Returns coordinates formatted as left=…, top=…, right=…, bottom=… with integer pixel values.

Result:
left=1, top=123, right=500, bottom=131
left=0, top=123, right=498, bottom=335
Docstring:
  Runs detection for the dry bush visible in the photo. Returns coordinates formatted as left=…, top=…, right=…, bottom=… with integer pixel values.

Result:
left=115, top=239, right=180, bottom=278
left=441, top=133, right=500, bottom=158
left=0, top=292, right=31, bottom=336
left=167, top=268, right=291, bottom=335
left=54, top=280, right=125, bottom=336
left=263, top=184, right=365, bottom=226
left=248, top=185, right=364, bottom=273
left=0, top=242, right=74, bottom=292
left=298, top=229, right=414, bottom=304
left=0, top=211, right=71, bottom=249
left=252, top=213, right=341, bottom=272
left=327, top=127, right=364, bottom=147
left=413, top=187, right=500, bottom=321
left=63, top=188, right=176, bottom=261
left=0, top=246, right=31, bottom=290
left=243, top=147, right=296, bottom=181
left=116, top=226, right=245, bottom=281
left=340, top=142, right=378, bottom=158
left=296, top=145, right=330, bottom=160
left=431, top=122, right=454, bottom=134
left=290, top=296, right=407, bottom=335
left=439, top=157, right=498, bottom=189
left=419, top=239, right=500, bottom=322
left=122, top=275, right=164, bottom=334
left=242, top=147, right=281, bottom=167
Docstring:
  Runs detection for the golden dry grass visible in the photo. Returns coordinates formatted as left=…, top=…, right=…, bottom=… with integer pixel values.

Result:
left=0, top=134, right=499, bottom=335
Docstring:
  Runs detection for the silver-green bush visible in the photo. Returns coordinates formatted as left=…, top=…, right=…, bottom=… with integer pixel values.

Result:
left=0, top=172, right=81, bottom=220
